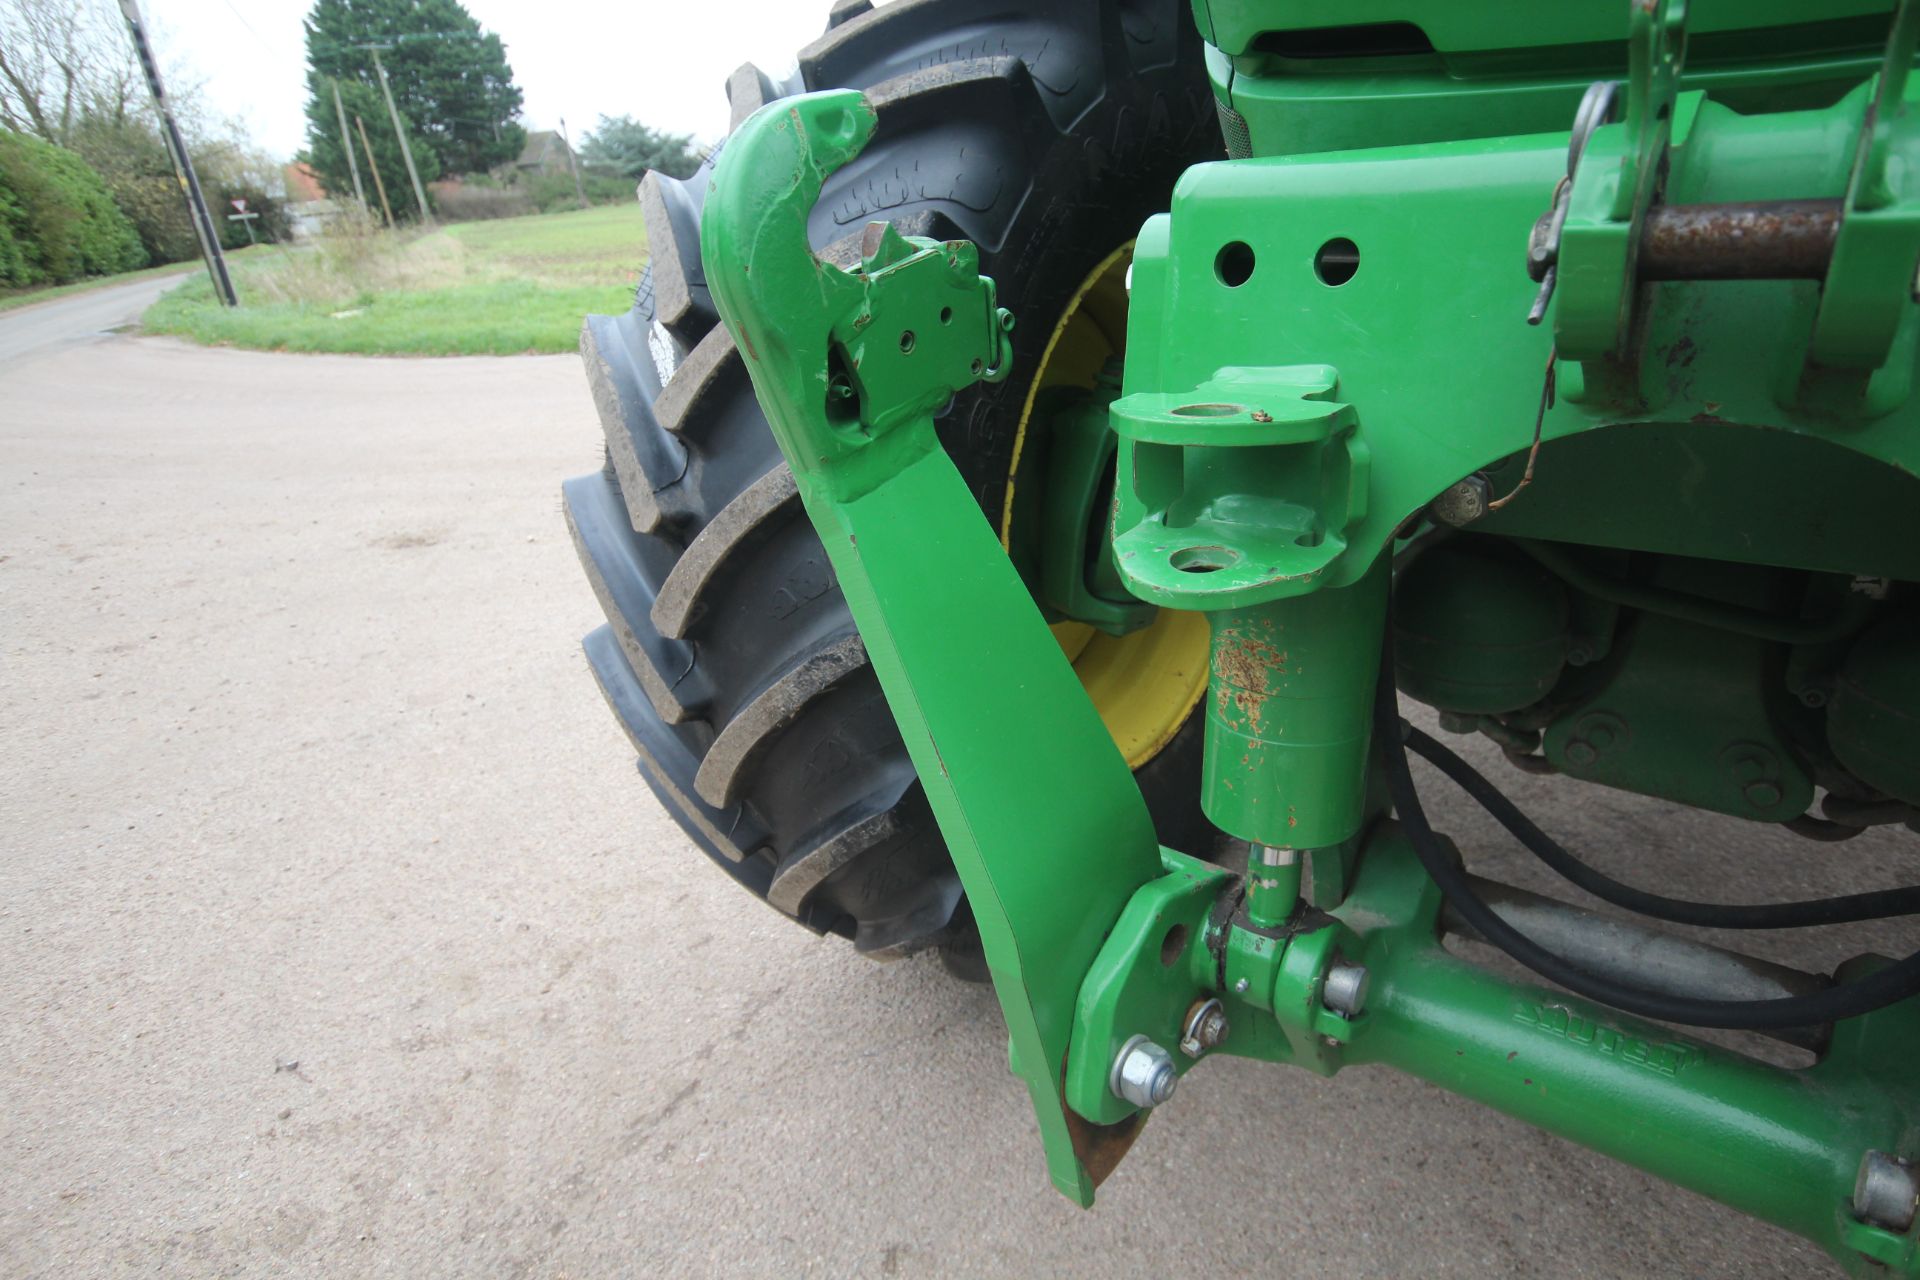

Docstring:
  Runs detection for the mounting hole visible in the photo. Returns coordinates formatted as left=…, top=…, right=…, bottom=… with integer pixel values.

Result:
left=899, top=330, right=916, bottom=353
left=1160, top=923, right=1189, bottom=967
left=1314, top=237, right=1359, bottom=286
left=1215, top=240, right=1256, bottom=287
left=969, top=358, right=983, bottom=376
left=1170, top=402, right=1244, bottom=418
left=939, top=306, right=953, bottom=325
left=1170, top=545, right=1242, bottom=574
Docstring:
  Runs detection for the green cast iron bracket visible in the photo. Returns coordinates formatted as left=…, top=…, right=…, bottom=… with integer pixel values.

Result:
left=1108, top=364, right=1366, bottom=609
left=1106, top=357, right=1387, bottom=855
left=1067, top=821, right=1920, bottom=1274
left=1808, top=0, right=1920, bottom=374
left=1033, top=374, right=1155, bottom=637
left=1118, top=38, right=1920, bottom=592
left=1553, top=0, right=1920, bottom=400
left=1065, top=847, right=1233, bottom=1127
left=1553, top=0, right=1687, bottom=364
left=700, top=89, right=1165, bottom=1205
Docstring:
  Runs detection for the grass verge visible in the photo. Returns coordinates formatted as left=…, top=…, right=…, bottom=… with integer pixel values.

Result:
left=142, top=204, right=647, bottom=356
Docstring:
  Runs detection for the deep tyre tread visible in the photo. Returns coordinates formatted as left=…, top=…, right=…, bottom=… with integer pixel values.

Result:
left=725, top=63, right=779, bottom=132
left=638, top=170, right=716, bottom=344
left=695, top=632, right=870, bottom=809
left=563, top=471, right=712, bottom=725
left=581, top=309, right=688, bottom=534
left=651, top=462, right=800, bottom=640
left=566, top=0, right=1219, bottom=969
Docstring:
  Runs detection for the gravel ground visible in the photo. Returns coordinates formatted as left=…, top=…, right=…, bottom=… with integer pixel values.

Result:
left=2, top=323, right=1914, bottom=1278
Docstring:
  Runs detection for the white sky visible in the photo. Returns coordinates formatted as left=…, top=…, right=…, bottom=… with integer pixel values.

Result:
left=147, top=0, right=850, bottom=159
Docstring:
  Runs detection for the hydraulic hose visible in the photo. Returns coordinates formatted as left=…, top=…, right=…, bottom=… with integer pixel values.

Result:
left=1403, top=722, right=1920, bottom=928
left=1376, top=654, right=1920, bottom=1031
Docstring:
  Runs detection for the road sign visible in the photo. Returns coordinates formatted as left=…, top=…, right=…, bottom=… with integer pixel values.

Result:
left=225, top=206, right=260, bottom=245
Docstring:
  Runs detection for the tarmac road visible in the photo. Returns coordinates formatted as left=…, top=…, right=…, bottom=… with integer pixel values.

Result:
left=0, top=272, right=196, bottom=367
left=3, top=318, right=1916, bottom=1277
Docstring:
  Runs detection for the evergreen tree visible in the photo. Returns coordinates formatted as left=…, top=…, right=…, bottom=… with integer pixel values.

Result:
left=301, top=73, right=439, bottom=220
left=302, top=0, right=524, bottom=189
left=578, top=116, right=701, bottom=180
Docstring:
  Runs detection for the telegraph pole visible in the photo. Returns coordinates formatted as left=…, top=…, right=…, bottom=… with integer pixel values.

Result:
left=558, top=116, right=588, bottom=210
left=354, top=114, right=396, bottom=228
left=368, top=47, right=433, bottom=225
left=331, top=79, right=368, bottom=210
left=115, top=0, right=237, bottom=306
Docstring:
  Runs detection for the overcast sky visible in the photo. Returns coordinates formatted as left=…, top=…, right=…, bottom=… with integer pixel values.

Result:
left=147, top=0, right=848, bottom=158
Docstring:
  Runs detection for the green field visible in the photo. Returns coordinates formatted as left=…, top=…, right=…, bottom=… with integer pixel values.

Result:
left=142, top=204, right=647, bottom=356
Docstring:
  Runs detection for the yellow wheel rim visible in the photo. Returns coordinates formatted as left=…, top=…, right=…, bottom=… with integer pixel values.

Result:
left=1000, top=243, right=1209, bottom=769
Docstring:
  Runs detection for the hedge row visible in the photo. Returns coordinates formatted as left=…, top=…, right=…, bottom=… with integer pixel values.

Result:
left=0, top=130, right=149, bottom=288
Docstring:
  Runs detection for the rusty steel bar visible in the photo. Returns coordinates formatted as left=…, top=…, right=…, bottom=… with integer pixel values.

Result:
left=1638, top=198, right=1841, bottom=280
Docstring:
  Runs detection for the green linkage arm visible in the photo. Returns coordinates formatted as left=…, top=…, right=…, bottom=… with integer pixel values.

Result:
left=700, top=90, right=1166, bottom=1203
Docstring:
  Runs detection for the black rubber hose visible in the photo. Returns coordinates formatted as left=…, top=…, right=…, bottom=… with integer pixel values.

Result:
left=1376, top=656, right=1920, bottom=1030
left=1403, top=722, right=1920, bottom=928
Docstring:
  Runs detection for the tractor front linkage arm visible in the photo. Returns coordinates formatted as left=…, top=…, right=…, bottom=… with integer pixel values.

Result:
left=702, top=63, right=1920, bottom=1274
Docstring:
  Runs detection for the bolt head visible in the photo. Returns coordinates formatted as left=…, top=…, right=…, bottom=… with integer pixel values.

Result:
left=1855, top=1151, right=1918, bottom=1232
left=1179, top=999, right=1231, bottom=1058
left=1234, top=978, right=1250, bottom=994
left=1430, top=475, right=1490, bottom=527
left=1110, top=1035, right=1178, bottom=1109
left=1322, top=960, right=1371, bottom=1018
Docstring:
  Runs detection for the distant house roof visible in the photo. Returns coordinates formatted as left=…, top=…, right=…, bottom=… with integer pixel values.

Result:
left=285, top=163, right=327, bottom=203
left=515, top=129, right=571, bottom=172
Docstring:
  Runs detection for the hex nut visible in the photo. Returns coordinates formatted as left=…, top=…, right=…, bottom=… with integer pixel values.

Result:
left=1110, top=1035, right=1178, bottom=1109
left=1179, top=998, right=1230, bottom=1058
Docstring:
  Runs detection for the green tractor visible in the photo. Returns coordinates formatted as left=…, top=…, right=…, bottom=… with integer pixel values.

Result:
left=562, top=0, right=1920, bottom=1270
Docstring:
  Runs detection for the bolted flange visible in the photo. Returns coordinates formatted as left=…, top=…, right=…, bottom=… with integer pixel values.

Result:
left=1110, top=1035, right=1178, bottom=1109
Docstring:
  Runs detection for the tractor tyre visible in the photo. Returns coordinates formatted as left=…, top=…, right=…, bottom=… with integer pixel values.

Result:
left=563, top=0, right=1221, bottom=977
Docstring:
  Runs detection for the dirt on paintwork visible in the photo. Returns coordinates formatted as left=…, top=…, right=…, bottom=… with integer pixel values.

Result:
left=1210, top=618, right=1287, bottom=737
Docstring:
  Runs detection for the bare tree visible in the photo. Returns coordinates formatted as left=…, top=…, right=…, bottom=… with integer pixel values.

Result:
left=0, top=0, right=186, bottom=144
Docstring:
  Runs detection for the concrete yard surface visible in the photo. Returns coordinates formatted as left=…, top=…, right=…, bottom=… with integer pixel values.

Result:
left=4, top=321, right=1916, bottom=1277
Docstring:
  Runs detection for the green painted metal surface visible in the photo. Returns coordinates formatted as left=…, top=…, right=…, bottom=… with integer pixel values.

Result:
left=1066, top=847, right=1231, bottom=1127
left=1066, top=826, right=1920, bottom=1274
left=699, top=90, right=1162, bottom=1205
left=1191, top=577, right=1387, bottom=851
left=1031, top=375, right=1154, bottom=636
left=1336, top=836, right=1920, bottom=1277
left=1196, top=0, right=1896, bottom=159
left=1468, top=424, right=1920, bottom=576
left=1538, top=601, right=1818, bottom=821
left=1116, top=55, right=1920, bottom=607
left=693, top=3, right=1920, bottom=1271
left=1391, top=538, right=1572, bottom=714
